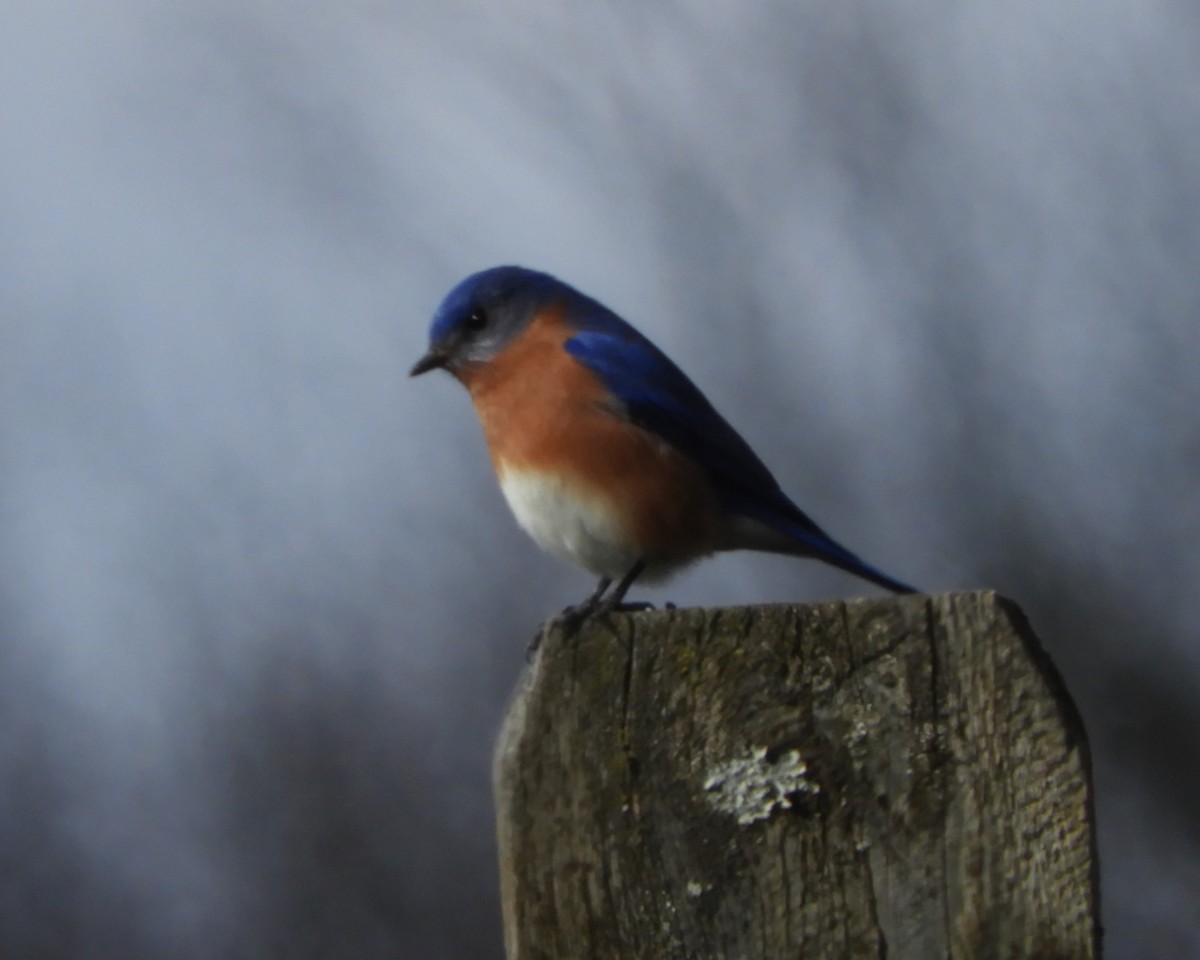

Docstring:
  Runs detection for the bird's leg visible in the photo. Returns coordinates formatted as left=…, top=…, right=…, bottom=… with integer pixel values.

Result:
left=547, top=561, right=656, bottom=647
left=595, top=559, right=652, bottom=614
left=551, top=575, right=613, bottom=637
left=531, top=577, right=613, bottom=656
left=554, top=560, right=653, bottom=634
left=577, top=575, right=613, bottom=612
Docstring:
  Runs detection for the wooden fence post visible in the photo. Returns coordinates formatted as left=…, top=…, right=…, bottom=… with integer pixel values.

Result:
left=493, top=591, right=1100, bottom=959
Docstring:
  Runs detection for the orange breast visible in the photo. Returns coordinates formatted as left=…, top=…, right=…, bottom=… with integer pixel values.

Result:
left=457, top=307, right=719, bottom=561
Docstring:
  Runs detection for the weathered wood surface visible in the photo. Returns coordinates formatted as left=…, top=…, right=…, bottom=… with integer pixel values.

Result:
left=493, top=591, right=1099, bottom=960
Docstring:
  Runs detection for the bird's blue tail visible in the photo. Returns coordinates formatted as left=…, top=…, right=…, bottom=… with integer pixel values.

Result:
left=743, top=498, right=918, bottom=595
left=814, top=539, right=918, bottom=595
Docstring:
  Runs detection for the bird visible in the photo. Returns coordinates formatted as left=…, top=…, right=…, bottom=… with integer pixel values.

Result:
left=411, top=265, right=916, bottom=622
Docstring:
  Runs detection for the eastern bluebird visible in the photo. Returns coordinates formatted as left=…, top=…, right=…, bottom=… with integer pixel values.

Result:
left=411, top=266, right=916, bottom=620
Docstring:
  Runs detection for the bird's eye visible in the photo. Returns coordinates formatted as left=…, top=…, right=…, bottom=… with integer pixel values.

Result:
left=464, top=308, right=488, bottom=333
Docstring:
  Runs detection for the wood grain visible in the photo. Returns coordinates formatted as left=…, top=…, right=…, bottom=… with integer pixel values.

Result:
left=494, top=592, right=1099, bottom=959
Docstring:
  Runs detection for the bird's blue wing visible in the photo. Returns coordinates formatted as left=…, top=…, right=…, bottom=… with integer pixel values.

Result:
left=563, top=322, right=782, bottom=510
left=563, top=308, right=916, bottom=594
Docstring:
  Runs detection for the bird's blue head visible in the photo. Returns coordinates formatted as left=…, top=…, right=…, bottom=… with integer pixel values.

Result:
left=410, top=266, right=565, bottom=377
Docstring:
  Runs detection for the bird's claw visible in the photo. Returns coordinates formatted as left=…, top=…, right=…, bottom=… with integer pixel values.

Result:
left=555, top=597, right=655, bottom=634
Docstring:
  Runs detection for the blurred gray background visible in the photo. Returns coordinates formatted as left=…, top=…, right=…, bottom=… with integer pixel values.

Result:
left=2, top=1, right=1198, bottom=957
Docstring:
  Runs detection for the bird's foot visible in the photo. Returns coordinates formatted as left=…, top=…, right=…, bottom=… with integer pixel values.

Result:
left=530, top=562, right=653, bottom=656
left=557, top=597, right=603, bottom=633
left=557, top=596, right=653, bottom=632
left=527, top=597, right=659, bottom=660
left=523, top=599, right=599, bottom=658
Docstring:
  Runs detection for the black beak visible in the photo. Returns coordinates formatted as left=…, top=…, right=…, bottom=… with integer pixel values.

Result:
left=409, top=349, right=448, bottom=377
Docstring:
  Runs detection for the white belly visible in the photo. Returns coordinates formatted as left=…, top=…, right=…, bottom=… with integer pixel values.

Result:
left=497, top=467, right=642, bottom=579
